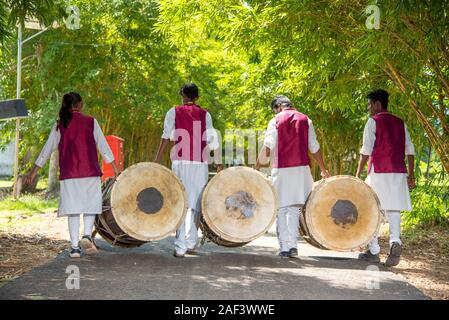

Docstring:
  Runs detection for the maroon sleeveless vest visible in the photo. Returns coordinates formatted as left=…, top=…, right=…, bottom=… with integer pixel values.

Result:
left=58, top=112, right=102, bottom=180
left=368, top=112, right=407, bottom=174
left=173, top=104, right=207, bottom=162
left=273, top=108, right=310, bottom=168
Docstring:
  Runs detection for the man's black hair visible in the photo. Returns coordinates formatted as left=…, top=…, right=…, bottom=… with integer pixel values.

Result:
left=179, top=83, right=199, bottom=100
left=367, top=89, right=389, bottom=110
left=271, top=95, right=292, bottom=110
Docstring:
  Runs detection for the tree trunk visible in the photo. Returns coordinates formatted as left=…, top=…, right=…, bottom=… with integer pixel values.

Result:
left=425, top=145, right=432, bottom=179
left=47, top=150, right=59, bottom=194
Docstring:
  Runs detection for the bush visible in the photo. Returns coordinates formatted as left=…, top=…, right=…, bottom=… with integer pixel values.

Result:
left=404, top=178, right=449, bottom=227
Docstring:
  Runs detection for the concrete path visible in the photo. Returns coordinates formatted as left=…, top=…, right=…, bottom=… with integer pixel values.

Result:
left=0, top=230, right=428, bottom=300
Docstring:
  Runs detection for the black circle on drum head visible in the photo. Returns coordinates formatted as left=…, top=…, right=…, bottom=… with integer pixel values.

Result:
left=330, top=200, right=358, bottom=228
left=136, top=187, right=164, bottom=214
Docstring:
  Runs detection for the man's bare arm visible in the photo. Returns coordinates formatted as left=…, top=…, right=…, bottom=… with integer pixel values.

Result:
left=407, top=155, right=416, bottom=189
left=311, top=149, right=330, bottom=178
left=154, top=138, right=170, bottom=164
left=255, top=145, right=271, bottom=171
left=355, top=154, right=369, bottom=179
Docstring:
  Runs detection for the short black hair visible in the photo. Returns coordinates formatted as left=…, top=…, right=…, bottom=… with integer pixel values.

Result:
left=271, top=95, right=292, bottom=110
left=179, top=83, right=199, bottom=100
left=367, top=89, right=389, bottom=110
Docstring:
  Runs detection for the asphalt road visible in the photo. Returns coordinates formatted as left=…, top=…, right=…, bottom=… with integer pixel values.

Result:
left=0, top=229, right=428, bottom=300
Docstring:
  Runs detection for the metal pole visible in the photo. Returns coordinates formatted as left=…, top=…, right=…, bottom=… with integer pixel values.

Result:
left=22, top=26, right=50, bottom=45
left=12, top=24, right=22, bottom=199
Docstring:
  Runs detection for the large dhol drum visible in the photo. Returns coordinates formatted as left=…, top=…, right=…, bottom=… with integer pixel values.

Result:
left=200, top=166, right=278, bottom=247
left=299, top=175, right=382, bottom=252
left=95, top=162, right=188, bottom=247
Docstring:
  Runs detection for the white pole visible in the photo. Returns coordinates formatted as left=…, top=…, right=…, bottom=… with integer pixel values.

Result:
left=12, top=24, right=22, bottom=199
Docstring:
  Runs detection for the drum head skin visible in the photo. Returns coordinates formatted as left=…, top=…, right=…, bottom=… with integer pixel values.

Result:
left=110, top=162, right=187, bottom=241
left=303, top=175, right=382, bottom=251
left=201, top=167, right=278, bottom=244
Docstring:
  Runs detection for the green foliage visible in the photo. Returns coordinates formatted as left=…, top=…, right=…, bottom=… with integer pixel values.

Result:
left=406, top=180, right=449, bottom=226
left=0, top=0, right=66, bottom=45
left=0, top=0, right=447, bottom=225
left=404, top=160, right=448, bottom=227
left=155, top=0, right=449, bottom=172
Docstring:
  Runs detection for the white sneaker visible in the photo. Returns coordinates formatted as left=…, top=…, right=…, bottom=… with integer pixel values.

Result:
left=69, top=247, right=81, bottom=258
left=173, top=250, right=185, bottom=258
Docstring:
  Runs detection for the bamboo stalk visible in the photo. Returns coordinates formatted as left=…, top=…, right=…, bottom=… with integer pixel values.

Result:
left=383, top=62, right=449, bottom=173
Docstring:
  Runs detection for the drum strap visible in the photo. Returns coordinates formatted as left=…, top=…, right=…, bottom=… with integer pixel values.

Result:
left=96, top=213, right=140, bottom=246
left=199, top=216, right=248, bottom=248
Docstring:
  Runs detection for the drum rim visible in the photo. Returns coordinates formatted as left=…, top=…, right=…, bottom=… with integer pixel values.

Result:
left=94, top=214, right=146, bottom=248
left=304, top=175, right=382, bottom=252
left=110, top=162, right=188, bottom=241
left=201, top=166, right=279, bottom=244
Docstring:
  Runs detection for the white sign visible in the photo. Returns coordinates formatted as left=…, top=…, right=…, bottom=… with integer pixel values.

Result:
left=65, top=265, right=80, bottom=290
left=365, top=5, right=381, bottom=30
left=65, top=5, right=81, bottom=30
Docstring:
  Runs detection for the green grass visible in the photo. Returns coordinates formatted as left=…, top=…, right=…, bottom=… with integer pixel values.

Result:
left=36, top=179, right=49, bottom=190
left=0, top=195, right=58, bottom=214
left=0, top=194, right=58, bottom=229
left=0, top=179, right=13, bottom=188
left=0, top=178, right=56, bottom=226
left=0, top=178, right=49, bottom=190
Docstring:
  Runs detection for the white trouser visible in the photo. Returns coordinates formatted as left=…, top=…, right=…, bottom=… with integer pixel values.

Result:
left=277, top=206, right=300, bottom=252
left=175, top=208, right=199, bottom=254
left=67, top=214, right=96, bottom=248
left=368, top=210, right=402, bottom=255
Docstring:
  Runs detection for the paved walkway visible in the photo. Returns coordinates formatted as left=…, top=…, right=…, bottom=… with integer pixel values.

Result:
left=0, top=230, right=428, bottom=300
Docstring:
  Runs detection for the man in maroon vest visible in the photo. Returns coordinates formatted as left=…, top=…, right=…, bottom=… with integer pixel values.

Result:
left=356, top=89, right=416, bottom=267
left=155, top=83, right=222, bottom=258
left=256, top=96, right=330, bottom=258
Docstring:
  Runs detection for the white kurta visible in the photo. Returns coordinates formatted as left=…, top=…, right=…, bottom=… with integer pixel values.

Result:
left=361, top=118, right=414, bottom=211
left=264, top=117, right=320, bottom=208
left=162, top=107, right=218, bottom=211
left=35, top=119, right=114, bottom=216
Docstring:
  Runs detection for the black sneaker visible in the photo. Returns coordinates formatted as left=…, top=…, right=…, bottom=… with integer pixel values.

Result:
left=289, top=248, right=298, bottom=258
left=385, top=242, right=402, bottom=267
left=279, top=251, right=290, bottom=258
left=358, top=250, right=380, bottom=263
left=69, top=247, right=81, bottom=258
left=80, top=235, right=98, bottom=255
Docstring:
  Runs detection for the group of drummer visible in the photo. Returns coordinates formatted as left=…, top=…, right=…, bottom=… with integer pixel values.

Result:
left=25, top=84, right=415, bottom=267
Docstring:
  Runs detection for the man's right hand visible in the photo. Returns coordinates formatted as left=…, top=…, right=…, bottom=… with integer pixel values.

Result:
left=24, top=165, right=39, bottom=185
left=321, top=171, right=331, bottom=179
left=110, top=161, right=121, bottom=177
left=24, top=172, right=35, bottom=185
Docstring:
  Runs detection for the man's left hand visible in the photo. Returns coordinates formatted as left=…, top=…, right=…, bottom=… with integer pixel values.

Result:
left=407, top=177, right=416, bottom=189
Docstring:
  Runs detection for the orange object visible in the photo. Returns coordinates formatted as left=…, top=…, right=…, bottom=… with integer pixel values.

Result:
left=102, top=135, right=125, bottom=181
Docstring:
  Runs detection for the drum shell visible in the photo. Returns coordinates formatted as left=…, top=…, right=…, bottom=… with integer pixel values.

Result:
left=200, top=166, right=278, bottom=247
left=95, top=178, right=146, bottom=248
left=94, top=162, right=188, bottom=247
left=299, top=175, right=382, bottom=252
